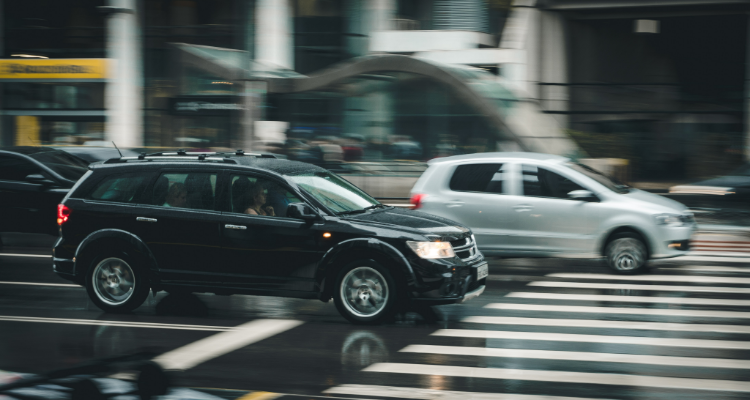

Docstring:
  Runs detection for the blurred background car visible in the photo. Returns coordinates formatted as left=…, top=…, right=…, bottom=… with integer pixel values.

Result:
left=410, top=152, right=695, bottom=274
left=669, top=163, right=750, bottom=210
left=0, top=147, right=88, bottom=236
left=54, top=146, right=140, bottom=163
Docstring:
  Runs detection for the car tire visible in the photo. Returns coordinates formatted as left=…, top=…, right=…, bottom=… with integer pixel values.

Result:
left=605, top=233, right=649, bottom=275
left=85, top=253, right=150, bottom=313
left=333, top=260, right=399, bottom=324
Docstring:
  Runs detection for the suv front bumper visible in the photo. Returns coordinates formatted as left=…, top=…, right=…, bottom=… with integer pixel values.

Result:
left=409, top=256, right=488, bottom=305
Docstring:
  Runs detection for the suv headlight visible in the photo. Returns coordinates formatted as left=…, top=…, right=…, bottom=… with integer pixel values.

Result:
left=654, top=213, right=693, bottom=226
left=406, top=241, right=455, bottom=259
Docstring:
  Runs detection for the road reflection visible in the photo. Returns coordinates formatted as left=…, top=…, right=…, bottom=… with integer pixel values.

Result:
left=341, top=331, right=389, bottom=369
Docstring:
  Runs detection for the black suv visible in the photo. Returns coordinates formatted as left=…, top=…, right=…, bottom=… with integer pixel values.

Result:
left=53, top=151, right=487, bottom=323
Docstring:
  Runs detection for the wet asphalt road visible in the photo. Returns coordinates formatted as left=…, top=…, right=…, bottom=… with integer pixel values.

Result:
left=1, top=234, right=750, bottom=400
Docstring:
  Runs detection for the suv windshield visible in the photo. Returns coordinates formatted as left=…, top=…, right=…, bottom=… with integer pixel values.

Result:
left=566, top=162, right=630, bottom=194
left=29, top=151, right=88, bottom=181
left=287, top=171, right=379, bottom=214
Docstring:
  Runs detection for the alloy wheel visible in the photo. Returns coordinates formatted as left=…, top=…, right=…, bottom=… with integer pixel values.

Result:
left=92, top=257, right=136, bottom=306
left=340, top=266, right=389, bottom=318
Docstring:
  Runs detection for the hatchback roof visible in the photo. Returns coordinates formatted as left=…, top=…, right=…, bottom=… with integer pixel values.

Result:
left=428, top=152, right=568, bottom=164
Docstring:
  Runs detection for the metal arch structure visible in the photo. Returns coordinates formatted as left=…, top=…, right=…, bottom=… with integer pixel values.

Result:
left=261, top=54, right=530, bottom=151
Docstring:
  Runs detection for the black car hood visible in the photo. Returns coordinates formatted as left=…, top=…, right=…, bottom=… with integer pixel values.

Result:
left=694, top=176, right=750, bottom=188
left=343, top=207, right=471, bottom=241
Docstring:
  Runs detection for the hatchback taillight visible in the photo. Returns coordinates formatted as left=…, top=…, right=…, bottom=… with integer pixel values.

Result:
left=57, top=204, right=71, bottom=225
left=410, top=193, right=426, bottom=210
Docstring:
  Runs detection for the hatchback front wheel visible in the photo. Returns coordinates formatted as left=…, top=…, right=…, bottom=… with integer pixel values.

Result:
left=605, top=234, right=648, bottom=274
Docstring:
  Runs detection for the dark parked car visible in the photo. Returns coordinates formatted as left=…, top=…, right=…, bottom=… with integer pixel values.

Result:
left=669, top=163, right=750, bottom=209
left=0, top=147, right=88, bottom=236
left=53, top=151, right=486, bottom=323
left=55, top=146, right=140, bottom=163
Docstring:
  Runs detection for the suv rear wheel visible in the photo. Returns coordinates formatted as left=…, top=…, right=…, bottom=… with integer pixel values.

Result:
left=605, top=233, right=648, bottom=274
left=86, top=254, right=150, bottom=313
left=334, top=260, right=398, bottom=324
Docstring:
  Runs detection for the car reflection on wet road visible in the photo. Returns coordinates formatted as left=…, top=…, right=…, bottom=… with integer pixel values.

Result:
left=1, top=237, right=750, bottom=400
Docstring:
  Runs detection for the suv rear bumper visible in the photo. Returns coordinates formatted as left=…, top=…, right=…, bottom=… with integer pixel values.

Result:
left=53, top=258, right=77, bottom=282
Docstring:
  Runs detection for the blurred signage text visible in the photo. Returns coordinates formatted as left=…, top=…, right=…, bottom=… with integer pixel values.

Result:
left=0, top=59, right=107, bottom=80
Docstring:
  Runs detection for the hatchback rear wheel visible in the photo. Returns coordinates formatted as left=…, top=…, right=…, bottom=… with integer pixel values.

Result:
left=86, top=254, right=149, bottom=313
left=605, top=233, right=648, bottom=274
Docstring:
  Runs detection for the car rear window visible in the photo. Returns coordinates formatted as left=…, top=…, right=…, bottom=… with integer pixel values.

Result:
left=449, top=163, right=505, bottom=193
left=28, top=150, right=88, bottom=181
left=88, top=174, right=147, bottom=203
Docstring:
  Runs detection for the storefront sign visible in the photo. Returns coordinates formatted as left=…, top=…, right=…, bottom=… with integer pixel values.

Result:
left=169, top=96, right=245, bottom=116
left=0, top=59, right=107, bottom=80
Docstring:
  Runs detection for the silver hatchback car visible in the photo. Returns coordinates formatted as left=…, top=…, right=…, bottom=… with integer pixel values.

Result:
left=410, top=152, right=695, bottom=274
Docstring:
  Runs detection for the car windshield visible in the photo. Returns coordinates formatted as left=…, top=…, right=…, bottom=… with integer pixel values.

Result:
left=566, top=162, right=630, bottom=194
left=29, top=151, right=88, bottom=181
left=287, top=170, right=379, bottom=214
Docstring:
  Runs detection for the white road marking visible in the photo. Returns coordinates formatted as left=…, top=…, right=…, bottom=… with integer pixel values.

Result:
left=0, top=253, right=52, bottom=258
left=659, top=266, right=750, bottom=273
left=324, top=384, right=614, bottom=400
left=674, top=256, right=750, bottom=263
left=462, top=316, right=750, bottom=334
left=528, top=281, right=750, bottom=294
left=153, top=319, right=303, bottom=371
left=547, top=273, right=750, bottom=284
left=506, top=292, right=750, bottom=306
left=0, top=315, right=231, bottom=331
left=362, top=363, right=750, bottom=393
left=0, top=281, right=80, bottom=288
left=400, top=344, right=750, bottom=369
left=432, top=329, right=750, bottom=349
left=484, top=303, right=750, bottom=319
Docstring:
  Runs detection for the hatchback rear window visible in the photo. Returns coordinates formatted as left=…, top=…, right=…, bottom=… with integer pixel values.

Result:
left=449, top=163, right=505, bottom=193
left=88, top=174, right=146, bottom=203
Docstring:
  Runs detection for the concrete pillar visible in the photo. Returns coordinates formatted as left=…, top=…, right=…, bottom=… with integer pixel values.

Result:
left=745, top=15, right=750, bottom=161
left=255, top=0, right=293, bottom=70
left=105, top=0, right=143, bottom=148
left=539, top=11, right=569, bottom=128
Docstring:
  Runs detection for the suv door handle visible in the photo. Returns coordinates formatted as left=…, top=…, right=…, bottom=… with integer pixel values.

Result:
left=446, top=200, right=465, bottom=208
left=136, top=217, right=157, bottom=223
left=225, top=224, right=247, bottom=230
left=513, top=204, right=533, bottom=212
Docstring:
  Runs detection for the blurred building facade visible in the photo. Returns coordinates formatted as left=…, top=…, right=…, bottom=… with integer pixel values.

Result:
left=0, top=0, right=748, bottom=180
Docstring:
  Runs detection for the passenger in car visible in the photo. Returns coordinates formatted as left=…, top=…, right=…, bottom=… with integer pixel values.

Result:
left=244, top=183, right=275, bottom=216
left=163, top=182, right=187, bottom=208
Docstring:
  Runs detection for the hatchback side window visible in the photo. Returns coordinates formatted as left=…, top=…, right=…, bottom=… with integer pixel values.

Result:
left=88, top=174, right=146, bottom=203
left=229, top=174, right=300, bottom=218
left=0, top=155, right=44, bottom=182
left=522, top=164, right=584, bottom=199
left=152, top=172, right=218, bottom=210
left=449, top=163, right=506, bottom=194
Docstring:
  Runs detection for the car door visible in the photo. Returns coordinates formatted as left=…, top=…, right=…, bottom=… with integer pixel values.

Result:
left=217, top=172, right=325, bottom=293
left=436, top=162, right=519, bottom=256
left=513, top=163, right=603, bottom=255
left=129, top=170, right=223, bottom=285
left=0, top=154, right=68, bottom=235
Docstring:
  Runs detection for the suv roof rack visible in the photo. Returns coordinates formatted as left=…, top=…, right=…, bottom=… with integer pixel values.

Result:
left=103, top=150, right=277, bottom=164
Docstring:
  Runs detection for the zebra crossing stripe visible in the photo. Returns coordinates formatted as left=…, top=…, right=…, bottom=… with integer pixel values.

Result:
left=674, top=256, right=750, bottom=263
left=547, top=273, right=750, bottom=284
left=484, top=303, right=750, bottom=319
left=660, top=266, right=750, bottom=273
left=432, top=329, right=750, bottom=349
left=362, top=363, right=750, bottom=392
left=400, top=344, right=750, bottom=369
left=528, top=281, right=750, bottom=293
left=461, top=316, right=750, bottom=334
left=323, top=384, right=614, bottom=400
left=505, top=292, right=750, bottom=306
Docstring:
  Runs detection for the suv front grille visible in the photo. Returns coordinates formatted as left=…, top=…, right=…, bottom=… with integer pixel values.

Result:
left=451, top=237, right=479, bottom=262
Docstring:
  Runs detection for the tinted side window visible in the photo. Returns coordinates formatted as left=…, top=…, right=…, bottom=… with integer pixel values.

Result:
left=0, top=155, right=43, bottom=181
left=88, top=174, right=146, bottom=203
left=229, top=174, right=300, bottom=217
left=449, top=163, right=505, bottom=194
left=522, top=164, right=584, bottom=199
left=152, top=172, right=218, bottom=210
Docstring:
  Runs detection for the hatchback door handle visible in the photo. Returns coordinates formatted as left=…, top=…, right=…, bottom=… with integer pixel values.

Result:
left=225, top=224, right=247, bottom=230
left=513, top=204, right=533, bottom=212
left=136, top=217, right=157, bottom=223
left=446, top=200, right=465, bottom=208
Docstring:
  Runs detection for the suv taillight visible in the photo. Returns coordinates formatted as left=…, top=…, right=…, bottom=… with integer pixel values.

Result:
left=410, top=193, right=426, bottom=210
left=57, top=204, right=71, bottom=225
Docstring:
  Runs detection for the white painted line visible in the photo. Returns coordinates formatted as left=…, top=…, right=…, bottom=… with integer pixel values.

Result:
left=154, top=319, right=303, bottom=371
left=528, top=281, right=750, bottom=294
left=461, top=316, right=750, bottom=334
left=0, top=281, right=80, bottom=288
left=324, top=384, right=613, bottom=400
left=506, top=292, right=750, bottom=306
left=658, top=266, right=750, bottom=273
left=432, top=329, right=750, bottom=349
left=400, top=344, right=750, bottom=370
left=0, top=253, right=52, bottom=258
left=675, top=256, right=750, bottom=263
left=0, top=315, right=231, bottom=331
left=363, top=363, right=750, bottom=393
left=547, top=273, right=750, bottom=285
left=484, top=303, right=750, bottom=319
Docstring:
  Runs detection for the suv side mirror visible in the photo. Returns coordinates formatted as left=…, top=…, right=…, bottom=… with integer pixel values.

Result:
left=568, top=190, right=598, bottom=202
left=25, top=174, right=55, bottom=186
left=287, top=202, right=319, bottom=221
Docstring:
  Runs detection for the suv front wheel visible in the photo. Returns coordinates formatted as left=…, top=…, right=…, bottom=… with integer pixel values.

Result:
left=334, top=260, right=398, bottom=324
left=605, top=233, right=648, bottom=274
left=86, top=254, right=150, bottom=313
